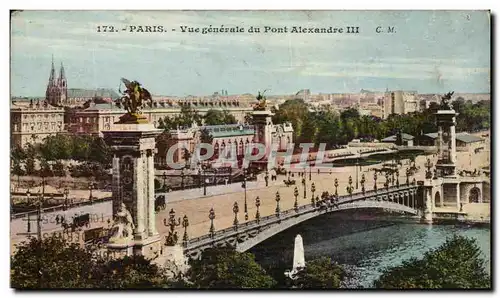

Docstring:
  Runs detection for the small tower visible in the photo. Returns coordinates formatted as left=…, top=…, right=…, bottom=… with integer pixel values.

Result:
left=45, top=56, right=59, bottom=106
left=58, top=62, right=68, bottom=105
left=435, top=92, right=458, bottom=177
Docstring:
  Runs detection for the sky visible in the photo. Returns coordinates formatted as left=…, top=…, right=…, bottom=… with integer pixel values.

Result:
left=10, top=10, right=491, bottom=97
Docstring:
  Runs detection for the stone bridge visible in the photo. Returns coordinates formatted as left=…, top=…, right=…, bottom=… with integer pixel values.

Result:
left=183, top=183, right=420, bottom=259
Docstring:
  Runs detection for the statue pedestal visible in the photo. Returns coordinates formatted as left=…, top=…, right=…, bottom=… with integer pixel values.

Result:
left=153, top=245, right=190, bottom=278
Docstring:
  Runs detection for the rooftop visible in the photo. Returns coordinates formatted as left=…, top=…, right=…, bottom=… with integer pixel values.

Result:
left=423, top=132, right=484, bottom=144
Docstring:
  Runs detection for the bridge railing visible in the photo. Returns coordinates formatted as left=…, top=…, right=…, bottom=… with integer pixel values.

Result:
left=11, top=197, right=112, bottom=220
left=185, top=184, right=420, bottom=249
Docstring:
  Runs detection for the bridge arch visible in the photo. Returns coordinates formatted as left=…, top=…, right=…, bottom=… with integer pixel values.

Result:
left=235, top=201, right=419, bottom=252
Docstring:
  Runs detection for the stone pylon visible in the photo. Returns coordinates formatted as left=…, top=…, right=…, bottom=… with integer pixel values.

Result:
left=102, top=118, right=163, bottom=258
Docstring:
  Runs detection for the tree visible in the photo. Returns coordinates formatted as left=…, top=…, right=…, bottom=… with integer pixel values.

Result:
left=204, top=109, right=237, bottom=126
left=94, top=255, right=167, bottom=289
left=199, top=128, right=213, bottom=144
left=186, top=248, right=276, bottom=289
left=374, top=235, right=491, bottom=289
left=11, top=236, right=170, bottom=289
left=52, top=161, right=66, bottom=177
left=292, top=257, right=348, bottom=289
left=25, top=157, right=36, bottom=175
left=11, top=236, right=99, bottom=288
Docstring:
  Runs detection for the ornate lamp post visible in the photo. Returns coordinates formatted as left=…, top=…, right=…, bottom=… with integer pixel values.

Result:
left=163, top=208, right=181, bottom=246
left=255, top=196, right=261, bottom=223
left=208, top=208, right=215, bottom=238
left=242, top=167, right=248, bottom=220
left=35, top=192, right=44, bottom=240
left=275, top=191, right=281, bottom=216
left=425, top=158, right=433, bottom=180
left=346, top=176, right=354, bottom=196
left=311, top=182, right=316, bottom=206
left=232, top=202, right=239, bottom=229
left=360, top=174, right=366, bottom=194
left=25, top=189, right=31, bottom=233
left=302, top=177, right=306, bottom=199
left=182, top=215, right=189, bottom=247
left=355, top=158, right=359, bottom=189
left=406, top=168, right=410, bottom=185
left=265, top=169, right=269, bottom=187
left=294, top=186, right=299, bottom=211
left=63, top=187, right=69, bottom=211
left=374, top=172, right=378, bottom=192
left=162, top=171, right=168, bottom=191
left=309, top=165, right=312, bottom=181
left=334, top=178, right=339, bottom=197
left=88, top=182, right=94, bottom=204
left=395, top=169, right=400, bottom=187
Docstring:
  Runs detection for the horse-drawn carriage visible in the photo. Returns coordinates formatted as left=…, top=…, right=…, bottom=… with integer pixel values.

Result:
left=60, top=213, right=91, bottom=232
left=155, top=195, right=166, bottom=213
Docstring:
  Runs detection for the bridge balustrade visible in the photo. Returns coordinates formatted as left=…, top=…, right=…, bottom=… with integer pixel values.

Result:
left=185, top=184, right=420, bottom=252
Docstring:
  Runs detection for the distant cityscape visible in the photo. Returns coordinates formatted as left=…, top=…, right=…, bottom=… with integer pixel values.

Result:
left=10, top=59, right=490, bottom=150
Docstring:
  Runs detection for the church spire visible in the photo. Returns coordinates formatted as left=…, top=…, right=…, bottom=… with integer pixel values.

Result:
left=48, top=54, right=55, bottom=84
left=59, top=61, right=66, bottom=80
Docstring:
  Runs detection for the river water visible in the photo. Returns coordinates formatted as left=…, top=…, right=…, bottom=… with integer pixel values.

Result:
left=250, top=211, right=491, bottom=288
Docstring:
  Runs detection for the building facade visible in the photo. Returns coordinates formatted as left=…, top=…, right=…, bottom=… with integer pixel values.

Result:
left=68, top=101, right=254, bottom=136
left=155, top=122, right=294, bottom=167
left=383, top=90, right=420, bottom=118
left=11, top=100, right=65, bottom=148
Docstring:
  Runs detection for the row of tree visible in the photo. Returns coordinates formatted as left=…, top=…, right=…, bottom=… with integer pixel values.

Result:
left=156, top=106, right=239, bottom=131
left=10, top=235, right=490, bottom=289
left=272, top=99, right=490, bottom=148
left=12, top=135, right=111, bottom=165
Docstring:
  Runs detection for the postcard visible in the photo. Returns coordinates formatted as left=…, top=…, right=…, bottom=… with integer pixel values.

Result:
left=10, top=10, right=491, bottom=290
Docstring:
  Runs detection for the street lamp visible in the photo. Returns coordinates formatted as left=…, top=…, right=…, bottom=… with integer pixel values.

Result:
left=265, top=169, right=269, bottom=187
left=63, top=187, right=69, bottom=211
left=35, top=192, right=44, bottom=240
left=309, top=165, right=312, bottom=181
left=88, top=182, right=94, bottom=204
left=208, top=208, right=216, bottom=238
left=346, top=176, right=354, bottom=196
left=334, top=178, right=339, bottom=197
left=311, top=182, right=316, bottom=206
left=360, top=174, right=366, bottom=194
left=294, top=186, right=299, bottom=211
left=162, top=171, right=168, bottom=191
left=25, top=189, right=31, bottom=233
left=163, top=208, right=181, bottom=246
left=275, top=191, right=281, bottom=216
left=233, top=202, right=239, bottom=229
left=255, top=196, right=261, bottom=223
left=374, top=172, right=378, bottom=192
left=182, top=215, right=189, bottom=247
left=355, top=158, right=359, bottom=189
left=302, top=177, right=307, bottom=199
left=242, top=167, right=248, bottom=220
